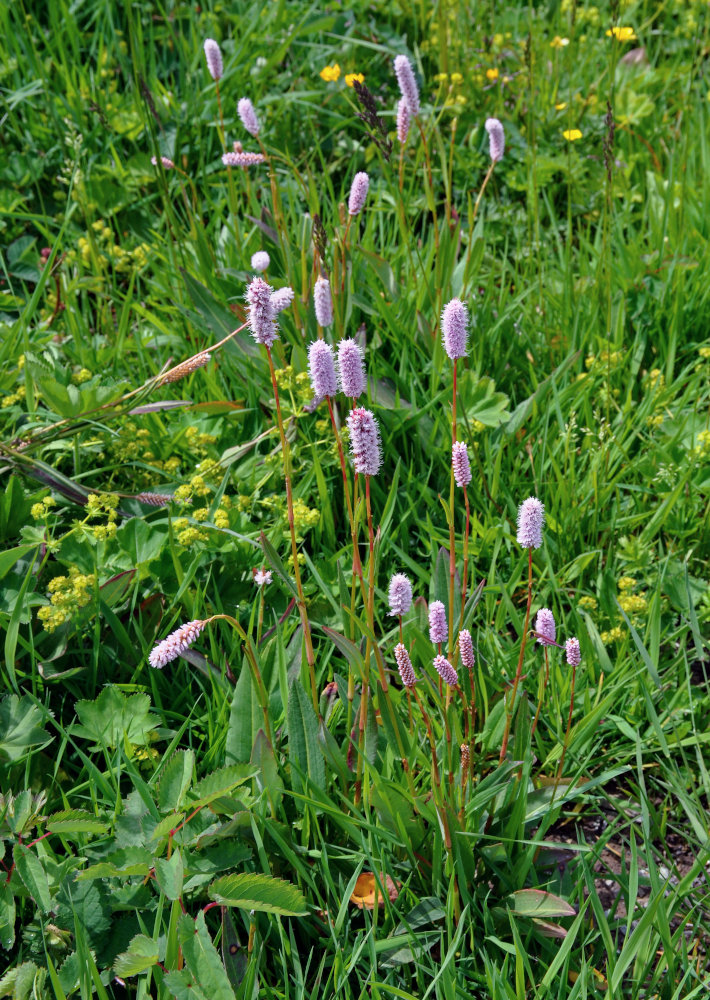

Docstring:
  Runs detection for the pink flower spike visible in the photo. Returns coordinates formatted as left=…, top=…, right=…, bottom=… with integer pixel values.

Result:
left=222, top=152, right=265, bottom=167
left=238, top=97, right=260, bottom=137
left=396, top=98, right=410, bottom=143
left=458, top=629, right=475, bottom=669
left=452, top=441, right=472, bottom=488
left=395, top=644, right=417, bottom=687
left=347, top=407, right=382, bottom=476
left=151, top=155, right=175, bottom=169
left=348, top=172, right=369, bottom=216
left=270, top=286, right=295, bottom=314
left=251, top=251, right=270, bottom=272
left=433, top=654, right=458, bottom=688
left=313, top=276, right=333, bottom=328
left=246, top=276, right=278, bottom=347
left=394, top=54, right=420, bottom=117
left=204, top=39, right=223, bottom=81
left=149, top=620, right=206, bottom=669
left=308, top=340, right=337, bottom=400
left=388, top=573, right=413, bottom=616
left=441, top=297, right=469, bottom=359
left=485, top=118, right=505, bottom=162
left=516, top=496, right=544, bottom=549
left=428, top=600, right=447, bottom=645
left=565, top=637, right=581, bottom=666
left=337, top=339, right=366, bottom=398
left=535, top=608, right=556, bottom=646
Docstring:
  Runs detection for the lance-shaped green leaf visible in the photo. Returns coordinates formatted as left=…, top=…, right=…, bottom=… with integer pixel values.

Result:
left=178, top=912, right=237, bottom=1000
left=45, top=810, right=108, bottom=836
left=0, top=884, right=16, bottom=950
left=187, top=764, right=258, bottom=810
left=113, top=934, right=159, bottom=976
left=510, top=889, right=576, bottom=919
left=154, top=850, right=184, bottom=901
left=287, top=680, right=326, bottom=793
left=209, top=872, right=307, bottom=916
left=158, top=750, right=195, bottom=812
left=13, top=844, right=52, bottom=912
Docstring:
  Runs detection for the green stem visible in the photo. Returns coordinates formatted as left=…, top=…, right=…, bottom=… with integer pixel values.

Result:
left=500, top=547, right=533, bottom=762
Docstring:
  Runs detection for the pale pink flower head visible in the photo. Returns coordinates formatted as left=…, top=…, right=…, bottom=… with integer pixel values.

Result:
left=347, top=407, right=382, bottom=476
left=251, top=251, right=270, bottom=272
left=441, top=297, right=469, bottom=359
left=151, top=155, right=175, bottom=169
left=395, top=643, right=417, bottom=687
left=428, top=600, right=447, bottom=645
left=485, top=117, right=505, bottom=162
left=388, top=573, right=413, bottom=616
left=222, top=151, right=265, bottom=167
left=270, top=286, right=294, bottom=314
left=433, top=654, right=458, bottom=688
left=308, top=340, right=337, bottom=400
left=452, top=441, right=472, bottom=488
left=238, top=97, right=260, bottom=137
left=254, top=568, right=272, bottom=587
left=337, top=339, right=366, bottom=398
left=516, top=496, right=545, bottom=549
left=535, top=608, right=556, bottom=646
left=149, top=620, right=206, bottom=669
left=348, top=172, right=369, bottom=216
left=394, top=54, right=420, bottom=117
left=458, top=629, right=475, bottom=669
left=396, top=98, right=410, bottom=144
left=246, top=276, right=277, bottom=347
left=565, top=637, right=581, bottom=667
left=313, top=276, right=333, bottom=328
left=204, top=39, right=223, bottom=81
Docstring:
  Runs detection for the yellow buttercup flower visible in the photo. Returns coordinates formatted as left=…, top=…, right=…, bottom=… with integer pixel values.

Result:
left=486, top=68, right=499, bottom=82
left=550, top=36, right=570, bottom=48
left=563, top=129, right=582, bottom=141
left=345, top=72, right=365, bottom=87
left=555, top=102, right=567, bottom=110
left=319, top=63, right=341, bottom=82
left=450, top=72, right=463, bottom=85
left=606, top=26, right=636, bottom=41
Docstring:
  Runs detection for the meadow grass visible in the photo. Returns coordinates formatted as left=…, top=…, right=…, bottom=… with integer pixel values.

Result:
left=1, top=0, right=710, bottom=997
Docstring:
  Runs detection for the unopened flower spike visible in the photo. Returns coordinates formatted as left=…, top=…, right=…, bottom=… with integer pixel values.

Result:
left=535, top=608, right=556, bottom=646
left=308, top=340, right=337, bottom=400
left=428, top=600, right=447, bottom=645
left=251, top=251, right=270, bottom=272
left=516, top=496, right=544, bottom=549
left=159, top=352, right=211, bottom=385
left=458, top=629, right=475, bottom=668
left=452, top=441, right=472, bottom=488
left=337, top=339, right=366, bottom=398
left=433, top=654, right=458, bottom=688
left=222, top=151, right=265, bottom=167
left=565, top=637, right=581, bottom=666
left=203, top=39, right=223, bottom=81
left=388, top=573, right=413, bottom=616
left=313, top=276, right=333, bottom=328
left=238, top=97, right=260, bottom=137
left=396, top=98, right=410, bottom=144
left=347, top=408, right=382, bottom=475
left=348, top=172, right=369, bottom=216
left=485, top=117, right=505, bottom=162
left=394, top=644, right=417, bottom=687
left=149, top=620, right=206, bottom=669
left=441, top=297, right=469, bottom=359
left=151, top=156, right=175, bottom=169
left=394, top=54, right=420, bottom=117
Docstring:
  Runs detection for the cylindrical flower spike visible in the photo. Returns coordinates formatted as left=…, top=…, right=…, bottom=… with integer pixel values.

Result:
left=270, top=287, right=295, bottom=314
left=136, top=493, right=173, bottom=506
left=203, top=39, right=223, bottom=81
left=485, top=118, right=505, bottom=162
left=251, top=251, right=270, bottom=272
left=394, top=54, right=420, bottom=117
left=460, top=742, right=470, bottom=770
left=428, top=600, right=447, bottom=645
left=458, top=629, right=475, bottom=668
left=535, top=608, right=556, bottom=646
left=396, top=98, right=410, bottom=143
left=433, top=654, right=458, bottom=688
left=159, top=352, right=211, bottom=384
left=394, top=643, right=417, bottom=687
left=313, top=276, right=333, bottom=327
left=337, top=339, right=366, bottom=398
left=347, top=407, right=382, bottom=475
left=441, top=297, right=469, bottom=359
left=388, top=573, right=413, bottom=616
left=237, top=97, right=260, bottom=137
left=565, top=637, right=581, bottom=666
left=516, top=496, right=545, bottom=549
left=222, top=152, right=265, bottom=167
left=149, top=620, right=206, bottom=669
left=308, top=340, right=337, bottom=399
left=151, top=156, right=175, bottom=169
left=348, top=171, right=369, bottom=216
left=452, top=441, right=472, bottom=488
left=246, top=276, right=278, bottom=347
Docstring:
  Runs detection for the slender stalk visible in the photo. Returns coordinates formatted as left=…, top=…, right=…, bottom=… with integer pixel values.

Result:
left=500, top=547, right=534, bottom=762
left=459, top=486, right=470, bottom=631
left=326, top=396, right=365, bottom=602
left=354, top=474, right=375, bottom=806
left=413, top=685, right=450, bottom=850
left=265, top=347, right=318, bottom=711
left=462, top=160, right=496, bottom=299
left=530, top=646, right=549, bottom=740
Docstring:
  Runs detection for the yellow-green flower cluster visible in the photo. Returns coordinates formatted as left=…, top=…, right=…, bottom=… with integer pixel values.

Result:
left=584, top=349, right=624, bottom=373
left=598, top=576, right=648, bottom=645
left=86, top=492, right=119, bottom=540
left=184, top=426, right=217, bottom=456
left=577, top=595, right=598, bottom=612
left=1, top=385, right=26, bottom=408
left=31, top=496, right=57, bottom=520
left=37, top=566, right=96, bottom=632
left=65, top=220, right=151, bottom=275
left=71, top=368, right=93, bottom=385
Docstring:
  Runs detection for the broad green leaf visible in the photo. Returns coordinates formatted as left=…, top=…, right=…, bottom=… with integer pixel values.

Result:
left=0, top=962, right=40, bottom=1000
left=510, top=889, right=575, bottom=919
left=158, top=749, right=195, bottom=812
left=209, top=872, right=307, bottom=916
left=0, top=883, right=16, bottom=950
left=222, top=909, right=248, bottom=991
left=150, top=812, right=184, bottom=843
left=0, top=543, right=38, bottom=582
left=225, top=660, right=262, bottom=764
left=154, top=850, right=184, bottom=901
left=188, top=764, right=258, bottom=809
left=113, top=934, right=159, bottom=976
left=0, top=695, right=50, bottom=763
left=13, top=845, right=52, bottom=912
left=162, top=970, right=210, bottom=1000
left=116, top=518, right=165, bottom=567
left=287, top=679, right=326, bottom=796
left=465, top=376, right=510, bottom=428
left=46, top=810, right=108, bottom=836
left=251, top=729, right=283, bottom=814
left=73, top=687, right=160, bottom=750
left=178, top=912, right=237, bottom=1000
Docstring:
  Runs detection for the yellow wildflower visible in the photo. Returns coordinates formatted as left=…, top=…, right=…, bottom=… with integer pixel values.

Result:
left=550, top=36, right=570, bottom=48
left=555, top=102, right=567, bottom=110
left=434, top=72, right=448, bottom=84
left=578, top=596, right=598, bottom=611
left=698, top=346, right=710, bottom=359
left=319, top=63, right=341, bottom=82
left=486, top=68, right=499, bottom=82
left=345, top=73, right=364, bottom=87
left=606, top=26, right=636, bottom=41
left=618, top=577, right=636, bottom=591
left=601, top=625, right=625, bottom=644
left=563, top=129, right=583, bottom=141
left=450, top=72, right=463, bottom=85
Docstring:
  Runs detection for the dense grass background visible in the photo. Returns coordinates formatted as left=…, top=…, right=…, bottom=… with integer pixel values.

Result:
left=1, top=0, right=710, bottom=997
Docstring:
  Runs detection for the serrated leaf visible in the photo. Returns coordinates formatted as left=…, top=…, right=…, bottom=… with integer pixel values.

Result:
left=465, top=376, right=510, bottom=428
left=73, top=687, right=160, bottom=750
left=510, top=889, right=576, bottom=919
left=158, top=749, right=195, bottom=812
left=209, top=872, right=307, bottom=916
left=225, top=660, right=261, bottom=764
left=178, top=912, right=237, bottom=1000
left=188, top=764, right=258, bottom=810
left=162, top=970, right=210, bottom=1000
left=149, top=811, right=185, bottom=843
left=0, top=962, right=39, bottom=1000
left=154, top=850, right=183, bottom=900
left=0, top=694, right=50, bottom=763
left=77, top=847, right=153, bottom=880
left=113, top=934, right=159, bottom=976
left=13, top=844, right=52, bottom=912
left=46, top=810, right=108, bottom=835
